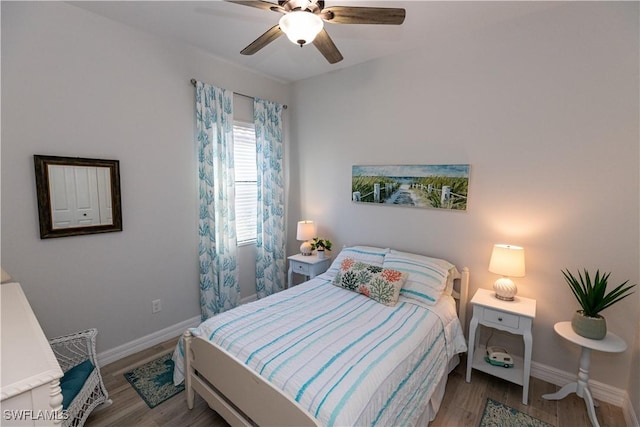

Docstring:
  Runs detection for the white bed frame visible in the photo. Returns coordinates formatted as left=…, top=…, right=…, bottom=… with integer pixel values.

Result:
left=183, top=267, right=469, bottom=427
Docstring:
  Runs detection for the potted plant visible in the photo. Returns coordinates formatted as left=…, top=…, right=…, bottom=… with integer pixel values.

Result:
left=311, top=238, right=332, bottom=259
left=562, top=269, right=635, bottom=340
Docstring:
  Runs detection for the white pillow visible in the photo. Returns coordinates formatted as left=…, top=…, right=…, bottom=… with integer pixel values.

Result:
left=324, top=246, right=389, bottom=278
left=443, top=268, right=458, bottom=296
left=383, top=250, right=454, bottom=305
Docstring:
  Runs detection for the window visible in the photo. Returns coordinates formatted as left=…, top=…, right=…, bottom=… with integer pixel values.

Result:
left=234, top=122, right=257, bottom=244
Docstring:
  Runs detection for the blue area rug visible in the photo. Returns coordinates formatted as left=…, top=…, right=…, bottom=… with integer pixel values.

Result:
left=480, top=398, right=554, bottom=427
left=124, top=352, right=184, bottom=408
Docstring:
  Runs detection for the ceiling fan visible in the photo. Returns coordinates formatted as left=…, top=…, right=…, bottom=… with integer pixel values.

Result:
left=227, top=0, right=406, bottom=64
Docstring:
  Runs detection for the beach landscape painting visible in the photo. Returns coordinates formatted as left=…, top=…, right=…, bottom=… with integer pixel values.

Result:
left=352, top=164, right=470, bottom=211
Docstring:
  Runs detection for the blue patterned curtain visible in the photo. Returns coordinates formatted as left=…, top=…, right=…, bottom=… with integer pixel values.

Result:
left=254, top=98, right=285, bottom=298
left=196, top=81, right=239, bottom=320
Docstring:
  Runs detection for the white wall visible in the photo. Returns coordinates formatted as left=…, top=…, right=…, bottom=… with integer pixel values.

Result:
left=1, top=2, right=290, bottom=351
left=629, top=318, right=640, bottom=421
left=289, top=2, right=639, bottom=391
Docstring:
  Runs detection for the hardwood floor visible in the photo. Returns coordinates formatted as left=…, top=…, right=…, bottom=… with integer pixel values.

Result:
left=86, top=337, right=227, bottom=427
left=87, top=337, right=626, bottom=427
left=431, top=359, right=626, bottom=427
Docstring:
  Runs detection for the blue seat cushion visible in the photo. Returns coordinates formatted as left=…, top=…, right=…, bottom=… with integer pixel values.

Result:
left=60, top=359, right=94, bottom=410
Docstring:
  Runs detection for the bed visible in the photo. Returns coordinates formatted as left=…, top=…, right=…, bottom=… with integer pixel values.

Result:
left=173, top=246, right=469, bottom=426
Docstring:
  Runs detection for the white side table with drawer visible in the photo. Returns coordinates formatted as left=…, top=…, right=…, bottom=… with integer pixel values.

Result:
left=287, top=254, right=332, bottom=287
left=465, top=288, right=536, bottom=405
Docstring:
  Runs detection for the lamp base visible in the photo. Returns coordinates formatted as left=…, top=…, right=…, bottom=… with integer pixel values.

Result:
left=300, top=241, right=312, bottom=256
left=493, top=277, right=517, bottom=301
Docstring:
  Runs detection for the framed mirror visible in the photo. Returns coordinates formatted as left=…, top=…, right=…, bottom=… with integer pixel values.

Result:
left=34, top=155, right=122, bottom=239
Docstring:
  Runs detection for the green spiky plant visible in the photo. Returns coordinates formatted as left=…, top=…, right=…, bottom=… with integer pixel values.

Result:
left=562, top=269, right=635, bottom=318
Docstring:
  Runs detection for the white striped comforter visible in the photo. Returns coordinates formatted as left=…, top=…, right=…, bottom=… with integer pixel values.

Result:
left=173, top=274, right=467, bottom=426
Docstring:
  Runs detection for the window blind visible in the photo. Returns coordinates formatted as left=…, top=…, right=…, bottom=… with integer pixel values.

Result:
left=234, top=122, right=257, bottom=244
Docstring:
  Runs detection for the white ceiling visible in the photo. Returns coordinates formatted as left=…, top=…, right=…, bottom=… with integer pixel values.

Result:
left=70, top=1, right=559, bottom=83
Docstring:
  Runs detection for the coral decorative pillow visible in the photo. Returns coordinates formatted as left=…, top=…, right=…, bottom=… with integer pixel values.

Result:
left=333, top=258, right=407, bottom=306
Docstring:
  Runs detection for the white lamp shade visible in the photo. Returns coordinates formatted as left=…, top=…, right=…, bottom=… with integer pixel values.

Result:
left=296, top=220, right=316, bottom=241
left=488, top=244, right=525, bottom=277
left=279, top=11, right=323, bottom=46
left=488, top=244, right=525, bottom=301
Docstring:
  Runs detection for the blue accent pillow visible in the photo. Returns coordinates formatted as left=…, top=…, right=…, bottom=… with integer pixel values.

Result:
left=60, top=359, right=95, bottom=410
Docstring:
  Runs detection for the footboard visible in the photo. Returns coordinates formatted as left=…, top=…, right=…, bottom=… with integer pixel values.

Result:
left=183, top=331, right=319, bottom=427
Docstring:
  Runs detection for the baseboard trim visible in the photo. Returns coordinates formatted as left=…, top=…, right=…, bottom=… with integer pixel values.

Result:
left=97, top=296, right=258, bottom=367
left=97, top=315, right=201, bottom=367
left=531, top=361, right=627, bottom=407
left=241, top=293, right=257, bottom=304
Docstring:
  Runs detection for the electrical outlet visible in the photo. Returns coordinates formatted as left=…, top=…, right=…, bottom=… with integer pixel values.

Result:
left=152, top=299, right=162, bottom=313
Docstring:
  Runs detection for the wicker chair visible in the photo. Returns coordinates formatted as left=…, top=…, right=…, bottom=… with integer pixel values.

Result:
left=49, top=328, right=111, bottom=427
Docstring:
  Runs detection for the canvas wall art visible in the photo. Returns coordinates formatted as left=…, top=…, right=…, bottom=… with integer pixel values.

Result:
left=352, top=164, right=470, bottom=211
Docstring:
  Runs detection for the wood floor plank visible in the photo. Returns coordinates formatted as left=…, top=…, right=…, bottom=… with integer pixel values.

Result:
left=527, top=377, right=558, bottom=425
left=86, top=338, right=626, bottom=427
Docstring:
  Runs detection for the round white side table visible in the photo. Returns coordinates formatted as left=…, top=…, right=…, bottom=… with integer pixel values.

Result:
left=542, top=321, right=626, bottom=427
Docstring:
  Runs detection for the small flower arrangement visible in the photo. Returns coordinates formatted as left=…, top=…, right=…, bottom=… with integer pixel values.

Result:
left=311, top=237, right=332, bottom=252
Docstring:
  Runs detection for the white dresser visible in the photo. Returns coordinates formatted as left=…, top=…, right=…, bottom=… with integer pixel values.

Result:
left=1, top=282, right=64, bottom=426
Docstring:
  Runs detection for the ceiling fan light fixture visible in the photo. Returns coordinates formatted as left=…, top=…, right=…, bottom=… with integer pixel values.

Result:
left=279, top=11, right=323, bottom=47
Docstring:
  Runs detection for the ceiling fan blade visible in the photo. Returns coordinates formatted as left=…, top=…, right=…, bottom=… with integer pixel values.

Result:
left=312, top=29, right=343, bottom=64
left=240, top=25, right=284, bottom=55
left=321, top=6, right=406, bottom=25
left=226, top=1, right=285, bottom=14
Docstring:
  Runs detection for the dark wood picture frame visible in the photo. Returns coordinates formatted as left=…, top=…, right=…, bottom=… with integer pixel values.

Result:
left=34, top=155, right=122, bottom=239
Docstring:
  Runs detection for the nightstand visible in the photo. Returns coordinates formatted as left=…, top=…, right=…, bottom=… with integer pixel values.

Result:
left=465, top=288, right=536, bottom=405
left=287, top=254, right=332, bottom=287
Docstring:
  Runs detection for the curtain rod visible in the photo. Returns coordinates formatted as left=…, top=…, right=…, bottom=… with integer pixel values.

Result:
left=190, top=79, right=287, bottom=109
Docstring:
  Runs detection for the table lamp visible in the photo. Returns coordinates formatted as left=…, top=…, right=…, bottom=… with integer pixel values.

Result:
left=297, top=220, right=316, bottom=256
left=488, top=244, right=525, bottom=301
